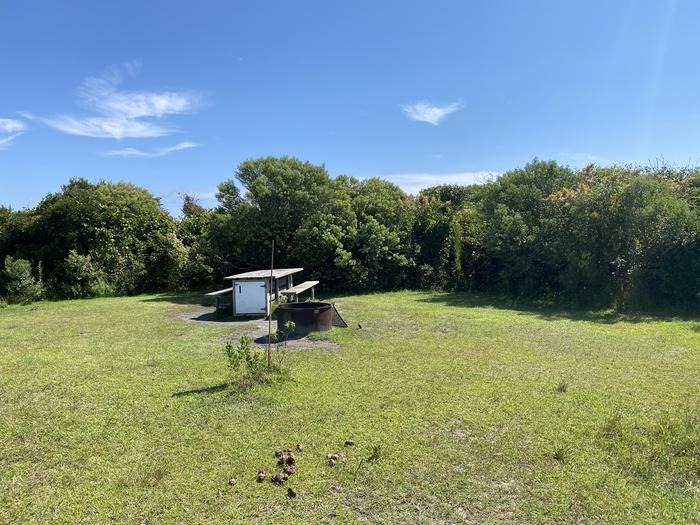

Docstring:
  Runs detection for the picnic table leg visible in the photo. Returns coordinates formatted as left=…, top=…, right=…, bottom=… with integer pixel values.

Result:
left=311, top=287, right=315, bottom=300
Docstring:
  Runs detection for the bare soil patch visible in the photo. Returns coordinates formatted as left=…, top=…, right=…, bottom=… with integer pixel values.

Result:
left=177, top=307, right=338, bottom=350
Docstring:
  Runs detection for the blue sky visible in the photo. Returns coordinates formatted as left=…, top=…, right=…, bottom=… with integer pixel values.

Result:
left=1, top=0, right=698, bottom=215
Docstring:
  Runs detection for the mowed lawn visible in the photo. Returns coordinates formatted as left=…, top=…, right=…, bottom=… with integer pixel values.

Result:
left=2, top=292, right=700, bottom=524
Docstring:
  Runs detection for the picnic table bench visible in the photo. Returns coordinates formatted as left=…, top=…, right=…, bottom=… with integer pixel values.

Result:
left=280, top=280, right=319, bottom=301
left=205, top=286, right=234, bottom=311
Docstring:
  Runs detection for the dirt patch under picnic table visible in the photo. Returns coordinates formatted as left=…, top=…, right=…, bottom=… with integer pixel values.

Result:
left=177, top=307, right=339, bottom=350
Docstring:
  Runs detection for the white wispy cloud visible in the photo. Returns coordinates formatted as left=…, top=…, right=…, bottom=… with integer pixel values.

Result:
left=401, top=100, right=464, bottom=125
left=0, top=118, right=26, bottom=134
left=0, top=134, right=22, bottom=148
left=42, top=115, right=172, bottom=139
left=102, top=141, right=198, bottom=158
left=381, top=171, right=499, bottom=195
left=0, top=118, right=27, bottom=149
left=35, top=61, right=202, bottom=139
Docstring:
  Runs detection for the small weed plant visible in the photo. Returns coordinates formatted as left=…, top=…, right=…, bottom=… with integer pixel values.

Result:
left=273, top=320, right=296, bottom=368
left=368, top=444, right=384, bottom=462
left=552, top=443, right=571, bottom=464
left=224, top=335, right=267, bottom=389
left=224, top=327, right=293, bottom=391
left=601, top=412, right=624, bottom=438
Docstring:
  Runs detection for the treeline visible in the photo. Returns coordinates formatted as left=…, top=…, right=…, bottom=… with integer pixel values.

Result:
left=1, top=157, right=699, bottom=309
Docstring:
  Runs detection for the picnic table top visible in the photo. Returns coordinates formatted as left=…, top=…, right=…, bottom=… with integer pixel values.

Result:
left=224, top=268, right=303, bottom=280
left=280, top=280, right=319, bottom=294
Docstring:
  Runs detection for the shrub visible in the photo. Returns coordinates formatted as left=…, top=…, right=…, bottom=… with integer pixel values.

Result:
left=224, top=335, right=266, bottom=387
left=4, top=158, right=700, bottom=309
left=2, top=256, right=44, bottom=304
left=57, top=250, right=113, bottom=298
left=224, top=333, right=290, bottom=390
left=415, top=263, right=442, bottom=289
left=23, top=178, right=184, bottom=297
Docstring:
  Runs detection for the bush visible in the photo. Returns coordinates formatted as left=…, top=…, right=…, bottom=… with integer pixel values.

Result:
left=224, top=335, right=266, bottom=386
left=2, top=255, right=44, bottom=304
left=57, top=250, right=113, bottom=298
left=23, top=179, right=183, bottom=297
left=3, top=158, right=700, bottom=309
left=223, top=334, right=289, bottom=390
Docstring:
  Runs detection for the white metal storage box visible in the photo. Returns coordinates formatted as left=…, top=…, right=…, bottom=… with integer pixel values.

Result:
left=224, top=268, right=303, bottom=317
left=233, top=279, right=269, bottom=316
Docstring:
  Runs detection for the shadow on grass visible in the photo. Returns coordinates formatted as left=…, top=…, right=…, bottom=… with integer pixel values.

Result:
left=172, top=382, right=229, bottom=397
left=415, top=291, right=700, bottom=324
left=142, top=291, right=212, bottom=307
left=253, top=330, right=312, bottom=345
left=186, top=311, right=238, bottom=323
left=144, top=289, right=699, bottom=326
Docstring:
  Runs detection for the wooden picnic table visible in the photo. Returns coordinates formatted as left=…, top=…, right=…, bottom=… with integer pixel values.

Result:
left=280, top=280, right=319, bottom=301
left=205, top=286, right=234, bottom=311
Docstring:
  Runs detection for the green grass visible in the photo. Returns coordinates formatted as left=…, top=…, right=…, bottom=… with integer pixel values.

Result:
left=2, top=291, right=700, bottom=524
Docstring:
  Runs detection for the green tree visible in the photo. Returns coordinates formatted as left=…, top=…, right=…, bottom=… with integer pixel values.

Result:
left=291, top=176, right=360, bottom=288
left=477, top=160, right=579, bottom=295
left=178, top=195, right=213, bottom=285
left=412, top=196, right=454, bottom=288
left=345, top=177, right=416, bottom=289
left=30, top=179, right=184, bottom=295
left=235, top=156, right=337, bottom=267
left=0, top=206, right=39, bottom=264
left=215, top=179, right=243, bottom=213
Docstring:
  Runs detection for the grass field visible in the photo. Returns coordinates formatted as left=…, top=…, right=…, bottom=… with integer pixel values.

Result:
left=2, top=291, right=700, bottom=524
